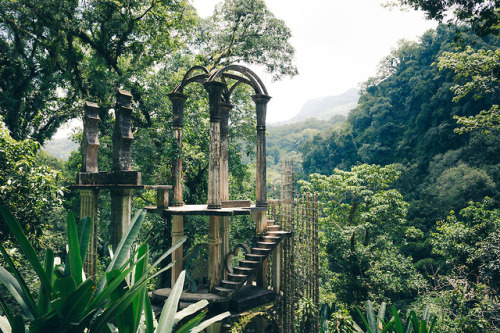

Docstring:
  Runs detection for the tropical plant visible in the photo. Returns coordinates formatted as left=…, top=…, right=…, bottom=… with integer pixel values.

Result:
left=354, top=301, right=437, bottom=333
left=0, top=206, right=229, bottom=332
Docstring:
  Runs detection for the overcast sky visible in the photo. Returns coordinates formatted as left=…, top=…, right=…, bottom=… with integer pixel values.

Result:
left=192, top=0, right=437, bottom=123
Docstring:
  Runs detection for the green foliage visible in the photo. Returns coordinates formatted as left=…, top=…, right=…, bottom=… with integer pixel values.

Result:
left=0, top=123, right=62, bottom=246
left=436, top=46, right=500, bottom=134
left=197, top=0, right=298, bottom=80
left=0, top=206, right=187, bottom=332
left=391, top=0, right=500, bottom=36
left=300, top=165, right=426, bottom=308
left=353, top=301, right=437, bottom=333
left=0, top=0, right=197, bottom=143
left=432, top=199, right=500, bottom=288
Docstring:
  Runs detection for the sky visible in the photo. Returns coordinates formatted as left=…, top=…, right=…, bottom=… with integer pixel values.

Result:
left=192, top=0, right=437, bottom=123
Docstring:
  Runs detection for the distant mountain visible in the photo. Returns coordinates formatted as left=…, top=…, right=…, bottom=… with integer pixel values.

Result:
left=43, top=138, right=78, bottom=160
left=272, top=88, right=359, bottom=125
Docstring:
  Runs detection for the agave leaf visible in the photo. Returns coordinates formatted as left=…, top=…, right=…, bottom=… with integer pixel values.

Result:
left=131, top=245, right=149, bottom=332
left=0, top=245, right=37, bottom=318
left=53, top=276, right=77, bottom=300
left=36, top=248, right=54, bottom=316
left=0, top=266, right=35, bottom=320
left=392, top=306, right=404, bottom=333
left=77, top=216, right=92, bottom=263
left=90, top=279, right=149, bottom=332
left=0, top=298, right=25, bottom=332
left=97, top=210, right=146, bottom=293
left=377, top=302, right=387, bottom=332
left=428, top=315, right=437, bottom=333
left=57, top=279, right=95, bottom=331
left=108, top=210, right=146, bottom=270
left=67, top=211, right=84, bottom=286
left=190, top=311, right=231, bottom=333
left=144, top=292, right=155, bottom=333
left=0, top=206, right=52, bottom=300
left=174, top=312, right=206, bottom=333
left=87, top=264, right=135, bottom=309
left=156, top=270, right=186, bottom=333
left=367, top=300, right=377, bottom=332
left=356, top=307, right=373, bottom=333
left=174, top=300, right=209, bottom=325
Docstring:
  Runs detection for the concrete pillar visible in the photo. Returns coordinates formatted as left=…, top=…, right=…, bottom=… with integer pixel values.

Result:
left=204, top=81, right=225, bottom=209
left=168, top=92, right=188, bottom=206
left=80, top=101, right=100, bottom=279
left=208, top=216, right=222, bottom=292
left=272, top=242, right=282, bottom=293
left=220, top=103, right=232, bottom=279
left=252, top=94, right=271, bottom=209
left=79, top=189, right=99, bottom=280
left=110, top=189, right=133, bottom=250
left=204, top=81, right=226, bottom=290
left=171, top=215, right=184, bottom=286
left=110, top=90, right=135, bottom=250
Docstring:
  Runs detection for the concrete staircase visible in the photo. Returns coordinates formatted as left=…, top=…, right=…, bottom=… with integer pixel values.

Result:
left=214, top=217, right=289, bottom=297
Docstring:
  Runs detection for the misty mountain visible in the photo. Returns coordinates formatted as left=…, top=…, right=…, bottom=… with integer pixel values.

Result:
left=272, top=88, right=359, bottom=125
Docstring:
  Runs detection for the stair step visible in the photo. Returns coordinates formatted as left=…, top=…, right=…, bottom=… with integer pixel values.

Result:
left=234, top=266, right=254, bottom=275
left=215, top=286, right=234, bottom=296
left=262, top=236, right=281, bottom=242
left=228, top=273, right=247, bottom=283
left=268, top=231, right=289, bottom=236
left=221, top=279, right=242, bottom=289
left=257, top=241, right=277, bottom=249
left=267, top=219, right=275, bottom=226
left=246, top=253, right=266, bottom=262
left=251, top=247, right=272, bottom=255
left=267, top=225, right=280, bottom=232
left=240, top=260, right=260, bottom=268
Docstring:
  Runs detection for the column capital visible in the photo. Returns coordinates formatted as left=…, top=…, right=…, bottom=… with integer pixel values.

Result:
left=251, top=94, right=272, bottom=105
left=220, top=102, right=233, bottom=136
left=82, top=102, right=100, bottom=173
left=113, top=89, right=134, bottom=171
left=168, top=92, right=189, bottom=128
left=204, top=81, right=226, bottom=122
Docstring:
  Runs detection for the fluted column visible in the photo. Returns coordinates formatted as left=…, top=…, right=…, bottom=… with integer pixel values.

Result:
left=80, top=101, right=100, bottom=279
left=204, top=81, right=225, bottom=291
left=168, top=92, right=188, bottom=206
left=204, top=81, right=225, bottom=209
left=252, top=94, right=271, bottom=208
left=220, top=102, right=232, bottom=279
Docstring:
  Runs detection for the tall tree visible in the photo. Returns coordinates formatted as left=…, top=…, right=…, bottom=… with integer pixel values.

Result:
left=196, top=0, right=298, bottom=80
left=392, top=0, right=500, bottom=36
left=0, top=0, right=196, bottom=143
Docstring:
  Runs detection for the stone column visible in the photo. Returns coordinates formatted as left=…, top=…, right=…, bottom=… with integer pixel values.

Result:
left=80, top=101, right=100, bottom=279
left=110, top=89, right=135, bottom=250
left=171, top=215, right=184, bottom=286
left=272, top=242, right=282, bottom=293
left=220, top=102, right=232, bottom=279
left=110, top=189, right=133, bottom=250
left=204, top=81, right=225, bottom=291
left=204, top=81, right=225, bottom=209
left=168, top=92, right=188, bottom=207
left=252, top=94, right=271, bottom=208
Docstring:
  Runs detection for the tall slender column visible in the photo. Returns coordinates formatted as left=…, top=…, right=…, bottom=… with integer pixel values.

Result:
left=168, top=93, right=188, bottom=285
left=252, top=94, right=271, bottom=208
left=204, top=81, right=225, bottom=209
left=204, top=81, right=225, bottom=291
left=80, top=101, right=100, bottom=279
left=220, top=102, right=232, bottom=279
left=168, top=92, right=188, bottom=206
left=171, top=215, right=184, bottom=286
left=110, top=89, right=135, bottom=250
